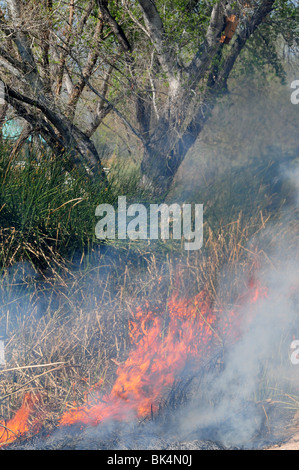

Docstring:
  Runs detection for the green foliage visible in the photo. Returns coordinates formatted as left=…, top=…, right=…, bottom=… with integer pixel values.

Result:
left=156, top=0, right=211, bottom=54
left=0, top=143, right=147, bottom=273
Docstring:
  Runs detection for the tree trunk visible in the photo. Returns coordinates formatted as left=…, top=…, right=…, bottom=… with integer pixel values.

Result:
left=140, top=0, right=276, bottom=195
left=137, top=0, right=276, bottom=195
left=140, top=92, right=216, bottom=195
left=0, top=101, right=8, bottom=142
left=5, top=85, right=107, bottom=183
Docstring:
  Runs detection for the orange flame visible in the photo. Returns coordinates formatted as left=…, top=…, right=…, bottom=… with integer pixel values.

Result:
left=0, top=282, right=268, bottom=445
left=59, top=290, right=218, bottom=426
left=0, top=393, right=41, bottom=447
left=59, top=284, right=267, bottom=428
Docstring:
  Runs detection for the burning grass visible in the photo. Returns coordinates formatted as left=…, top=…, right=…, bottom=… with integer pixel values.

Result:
left=0, top=143, right=298, bottom=448
left=0, top=208, right=298, bottom=449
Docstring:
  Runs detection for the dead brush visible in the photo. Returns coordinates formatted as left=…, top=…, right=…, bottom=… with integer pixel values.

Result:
left=0, top=204, right=297, bottom=441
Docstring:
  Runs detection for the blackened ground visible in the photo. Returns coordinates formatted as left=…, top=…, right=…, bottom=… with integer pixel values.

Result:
left=4, top=425, right=229, bottom=450
left=4, top=400, right=296, bottom=451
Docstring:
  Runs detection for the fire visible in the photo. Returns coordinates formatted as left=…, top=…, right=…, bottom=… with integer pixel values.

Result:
left=0, top=281, right=268, bottom=446
left=59, top=290, right=217, bottom=427
left=0, top=393, right=41, bottom=447
left=59, top=283, right=267, bottom=427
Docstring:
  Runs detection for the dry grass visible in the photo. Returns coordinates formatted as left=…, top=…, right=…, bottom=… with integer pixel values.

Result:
left=0, top=142, right=298, bottom=442
left=0, top=208, right=289, bottom=433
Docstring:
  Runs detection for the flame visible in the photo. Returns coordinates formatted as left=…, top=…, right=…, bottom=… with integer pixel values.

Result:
left=59, top=283, right=267, bottom=427
left=59, top=290, right=218, bottom=426
left=0, top=393, right=41, bottom=447
left=0, top=282, right=268, bottom=445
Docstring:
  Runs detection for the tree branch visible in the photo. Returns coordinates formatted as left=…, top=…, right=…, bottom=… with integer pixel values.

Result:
left=6, top=0, right=45, bottom=97
left=83, top=76, right=145, bottom=144
left=57, top=44, right=145, bottom=144
left=187, top=1, right=226, bottom=84
left=182, top=0, right=277, bottom=154
left=96, top=0, right=131, bottom=52
left=85, top=65, right=114, bottom=137
left=215, top=0, right=276, bottom=87
left=55, top=0, right=75, bottom=96
left=137, top=0, right=177, bottom=80
left=66, top=16, right=104, bottom=120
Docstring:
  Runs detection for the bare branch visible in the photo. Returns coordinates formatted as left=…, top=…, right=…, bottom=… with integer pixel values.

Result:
left=86, top=65, right=114, bottom=137
left=83, top=75, right=145, bottom=144
left=55, top=0, right=75, bottom=96
left=6, top=0, right=45, bottom=97
left=66, top=16, right=104, bottom=120
left=121, top=0, right=151, bottom=39
left=4, top=81, right=106, bottom=178
left=187, top=1, right=226, bottom=83
left=216, top=0, right=276, bottom=87
left=137, top=0, right=177, bottom=80
left=96, top=0, right=131, bottom=52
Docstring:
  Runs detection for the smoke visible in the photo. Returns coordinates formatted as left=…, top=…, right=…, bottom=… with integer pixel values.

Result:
left=177, top=254, right=297, bottom=447
left=174, top=161, right=299, bottom=448
left=281, top=164, right=299, bottom=207
left=1, top=157, right=298, bottom=450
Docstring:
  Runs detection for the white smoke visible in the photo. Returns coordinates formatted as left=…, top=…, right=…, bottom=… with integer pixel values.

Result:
left=2, top=161, right=298, bottom=450
left=175, top=161, right=299, bottom=448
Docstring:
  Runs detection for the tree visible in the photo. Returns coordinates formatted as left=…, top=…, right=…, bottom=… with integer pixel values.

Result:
left=120, top=0, right=298, bottom=192
left=0, top=0, right=298, bottom=193
left=0, top=0, right=113, bottom=180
